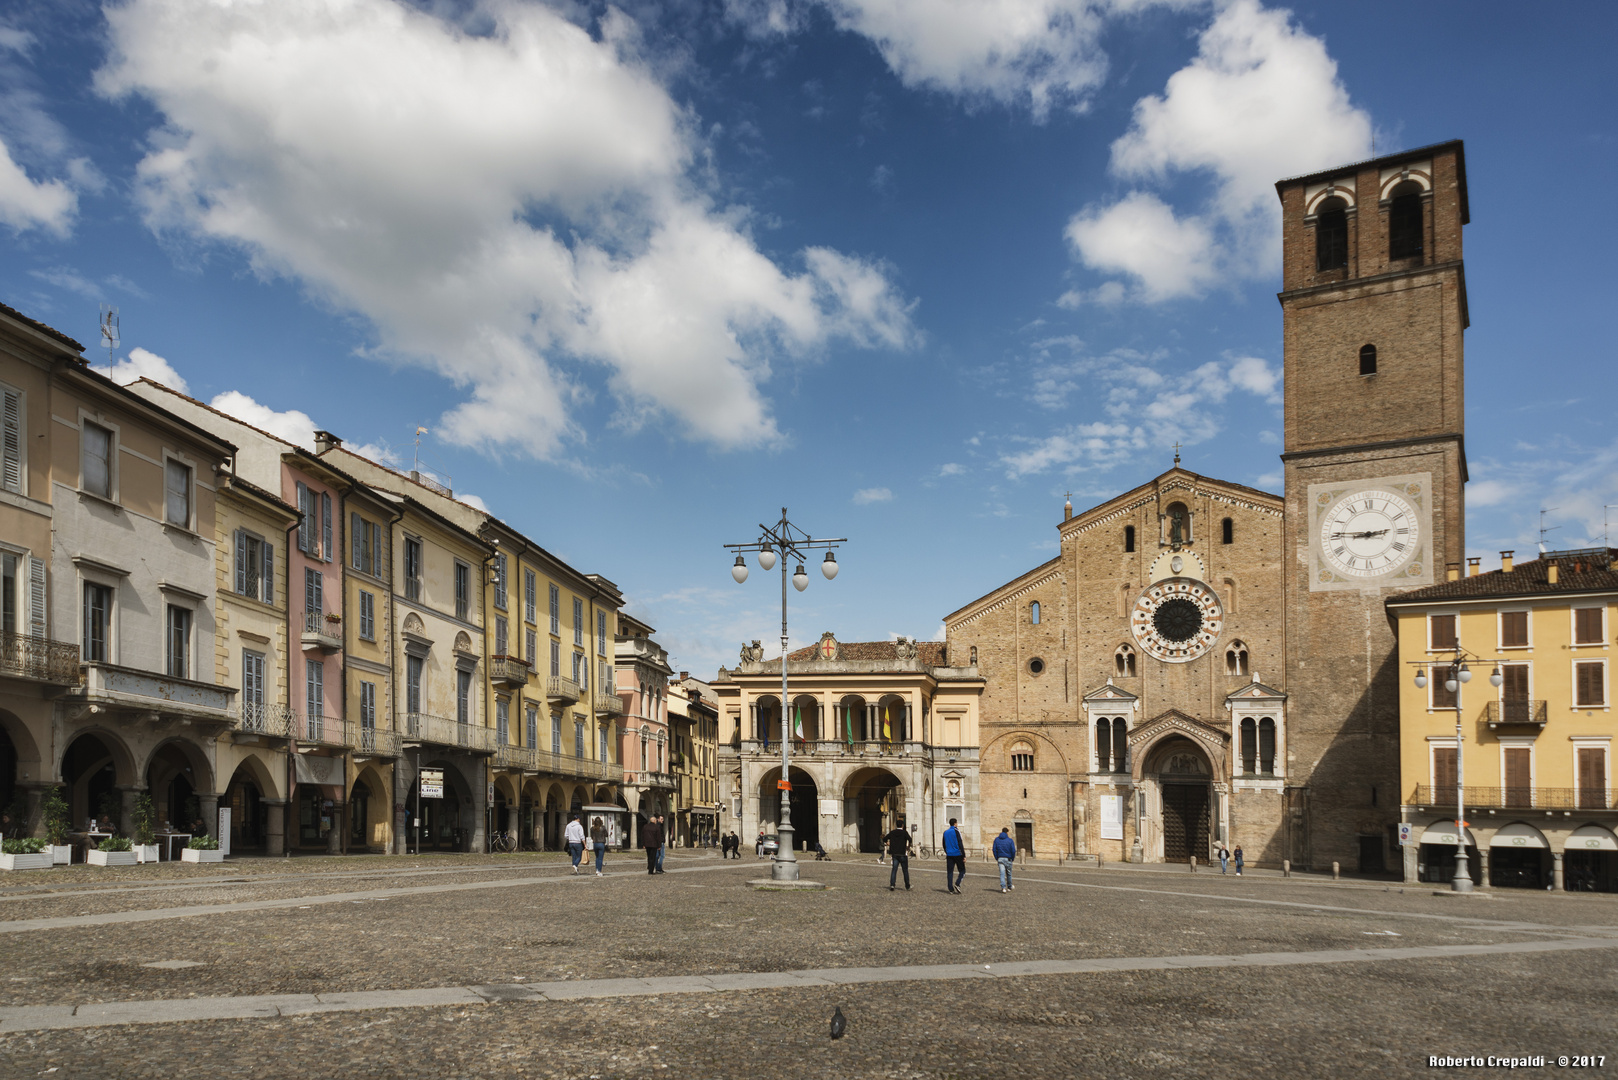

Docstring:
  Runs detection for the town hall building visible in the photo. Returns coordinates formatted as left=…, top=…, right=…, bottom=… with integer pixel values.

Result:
left=945, top=141, right=1471, bottom=873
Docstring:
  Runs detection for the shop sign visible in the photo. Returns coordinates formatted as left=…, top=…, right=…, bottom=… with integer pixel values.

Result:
left=420, top=768, right=444, bottom=800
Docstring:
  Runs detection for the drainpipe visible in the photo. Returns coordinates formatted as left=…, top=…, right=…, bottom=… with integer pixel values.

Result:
left=283, top=512, right=303, bottom=856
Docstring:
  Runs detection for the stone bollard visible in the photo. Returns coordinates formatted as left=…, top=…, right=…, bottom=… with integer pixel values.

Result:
left=1332, top=861, right=1340, bottom=880
left=1283, top=859, right=1291, bottom=878
left=1189, top=855, right=1197, bottom=873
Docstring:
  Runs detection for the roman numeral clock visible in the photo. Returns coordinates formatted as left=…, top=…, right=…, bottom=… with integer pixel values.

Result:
left=1307, top=474, right=1434, bottom=590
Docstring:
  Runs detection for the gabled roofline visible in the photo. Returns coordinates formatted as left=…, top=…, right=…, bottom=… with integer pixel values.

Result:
left=0, top=300, right=85, bottom=353
left=61, top=366, right=236, bottom=460
left=943, top=555, right=1062, bottom=625
left=1063, top=466, right=1282, bottom=537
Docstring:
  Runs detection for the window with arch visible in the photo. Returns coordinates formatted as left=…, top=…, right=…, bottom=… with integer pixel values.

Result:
left=1388, top=183, right=1424, bottom=260
left=1030, top=601, right=1040, bottom=625
left=1315, top=196, right=1348, bottom=271
left=1359, top=343, right=1378, bottom=376
left=1259, top=717, right=1276, bottom=775
left=1111, top=717, right=1127, bottom=773
left=1115, top=643, right=1137, bottom=678
left=1095, top=718, right=1110, bottom=772
left=1226, top=640, right=1249, bottom=676
left=1240, top=718, right=1256, bottom=774
left=1165, top=502, right=1190, bottom=545
left=1221, top=517, right=1233, bottom=545
left=1124, top=524, right=1136, bottom=553
left=1010, top=742, right=1035, bottom=771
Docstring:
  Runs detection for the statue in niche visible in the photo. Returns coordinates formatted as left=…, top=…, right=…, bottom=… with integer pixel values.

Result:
left=1166, top=503, right=1189, bottom=547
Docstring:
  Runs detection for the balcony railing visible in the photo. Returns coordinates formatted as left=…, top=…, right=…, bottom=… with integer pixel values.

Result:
left=403, top=711, right=495, bottom=754
left=1481, top=700, right=1549, bottom=729
left=301, top=712, right=347, bottom=747
left=232, top=702, right=295, bottom=738
left=350, top=723, right=400, bottom=757
left=1411, top=785, right=1614, bottom=811
left=641, top=771, right=676, bottom=790
left=594, top=691, right=624, bottom=715
left=0, top=632, right=82, bottom=685
left=545, top=675, right=580, bottom=704
left=300, top=610, right=343, bottom=652
left=490, top=655, right=531, bottom=688
left=494, top=743, right=535, bottom=771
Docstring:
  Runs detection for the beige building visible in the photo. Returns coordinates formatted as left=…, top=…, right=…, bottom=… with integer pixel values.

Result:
left=669, top=673, right=721, bottom=847
left=713, top=634, right=983, bottom=854
left=945, top=141, right=1472, bottom=871
left=1390, top=549, right=1618, bottom=891
left=616, top=613, right=673, bottom=844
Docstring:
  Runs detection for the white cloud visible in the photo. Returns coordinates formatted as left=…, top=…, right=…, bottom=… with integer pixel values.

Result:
left=93, top=347, right=190, bottom=395
left=0, top=135, right=74, bottom=234
left=1066, top=0, right=1372, bottom=300
left=853, top=486, right=893, bottom=504
left=939, top=462, right=965, bottom=476
left=97, top=0, right=915, bottom=462
left=209, top=390, right=317, bottom=449
left=457, top=493, right=489, bottom=513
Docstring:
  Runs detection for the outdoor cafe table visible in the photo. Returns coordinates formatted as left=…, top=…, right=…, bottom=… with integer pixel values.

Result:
left=72, top=831, right=111, bottom=863
left=157, top=833, right=191, bottom=861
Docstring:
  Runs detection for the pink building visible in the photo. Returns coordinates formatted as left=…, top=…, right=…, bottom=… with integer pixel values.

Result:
left=615, top=612, right=672, bottom=845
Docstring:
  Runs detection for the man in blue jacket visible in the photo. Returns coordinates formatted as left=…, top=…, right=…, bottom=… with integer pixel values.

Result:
left=992, top=827, right=1017, bottom=893
left=942, top=818, right=967, bottom=893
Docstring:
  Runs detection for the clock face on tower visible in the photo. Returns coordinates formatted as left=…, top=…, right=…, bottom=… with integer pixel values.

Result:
left=1318, top=489, right=1419, bottom=578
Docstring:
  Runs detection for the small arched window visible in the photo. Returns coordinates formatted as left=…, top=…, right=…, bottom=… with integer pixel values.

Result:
left=1010, top=742, right=1035, bottom=772
left=1259, top=717, right=1276, bottom=775
left=1111, top=717, right=1127, bottom=773
left=1095, top=718, right=1111, bottom=772
left=1315, top=196, right=1348, bottom=271
left=1359, top=344, right=1378, bottom=376
left=1240, top=717, right=1256, bottom=774
left=1029, top=601, right=1040, bottom=625
left=1388, top=183, right=1424, bottom=261
left=1124, top=524, right=1136, bottom=553
left=1115, top=643, right=1136, bottom=678
left=1221, top=517, right=1233, bottom=545
left=1226, top=640, right=1249, bottom=676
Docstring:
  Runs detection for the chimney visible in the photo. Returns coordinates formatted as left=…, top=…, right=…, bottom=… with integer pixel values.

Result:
left=1500, top=550, right=1514, bottom=573
left=313, top=430, right=342, bottom=454
left=1446, top=562, right=1460, bottom=582
left=1548, top=561, right=1559, bottom=585
left=1467, top=557, right=1481, bottom=577
left=680, top=671, right=689, bottom=681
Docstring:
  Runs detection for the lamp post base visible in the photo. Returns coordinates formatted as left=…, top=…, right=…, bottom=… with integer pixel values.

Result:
left=749, top=878, right=826, bottom=890
left=1451, top=848, right=1475, bottom=893
left=773, top=823, right=799, bottom=881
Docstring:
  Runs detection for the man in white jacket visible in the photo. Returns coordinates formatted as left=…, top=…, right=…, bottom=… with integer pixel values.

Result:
left=564, top=814, right=587, bottom=874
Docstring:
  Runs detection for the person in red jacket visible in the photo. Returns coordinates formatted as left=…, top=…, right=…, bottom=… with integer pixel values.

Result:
left=642, top=816, right=664, bottom=875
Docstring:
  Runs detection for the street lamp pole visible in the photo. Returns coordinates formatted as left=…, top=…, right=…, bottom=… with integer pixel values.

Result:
left=726, top=508, right=845, bottom=883
left=1412, top=649, right=1503, bottom=893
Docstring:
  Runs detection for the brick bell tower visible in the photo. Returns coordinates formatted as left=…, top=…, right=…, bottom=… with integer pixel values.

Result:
left=1277, top=140, right=1469, bottom=872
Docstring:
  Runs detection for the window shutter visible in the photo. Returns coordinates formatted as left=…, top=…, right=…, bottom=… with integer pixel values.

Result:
left=352, top=512, right=362, bottom=570
left=296, top=482, right=311, bottom=552
left=28, top=556, right=46, bottom=641
left=1433, top=747, right=1458, bottom=793
left=235, top=529, right=247, bottom=595
left=321, top=492, right=332, bottom=561
left=2, top=388, right=19, bottom=493
left=263, top=542, right=274, bottom=604
left=373, top=524, right=385, bottom=580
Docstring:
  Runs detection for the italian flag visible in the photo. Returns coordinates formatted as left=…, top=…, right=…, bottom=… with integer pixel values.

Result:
left=794, top=704, right=803, bottom=739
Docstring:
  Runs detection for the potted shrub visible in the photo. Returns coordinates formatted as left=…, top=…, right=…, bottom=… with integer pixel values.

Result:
left=180, top=834, right=223, bottom=864
left=88, top=835, right=136, bottom=867
left=132, top=794, right=160, bottom=864
left=41, top=787, right=72, bottom=865
left=0, top=837, right=53, bottom=871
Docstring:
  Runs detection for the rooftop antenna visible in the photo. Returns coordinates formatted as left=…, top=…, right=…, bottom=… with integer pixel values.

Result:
left=412, top=427, right=428, bottom=474
left=1539, top=508, right=1561, bottom=554
left=98, top=304, right=119, bottom=367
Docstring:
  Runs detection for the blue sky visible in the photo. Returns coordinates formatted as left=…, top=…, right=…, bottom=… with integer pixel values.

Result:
left=2, top=0, right=1614, bottom=678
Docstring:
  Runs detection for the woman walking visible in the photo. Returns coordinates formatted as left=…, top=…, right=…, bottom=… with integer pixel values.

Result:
left=1233, top=844, right=1245, bottom=877
left=590, top=816, right=608, bottom=876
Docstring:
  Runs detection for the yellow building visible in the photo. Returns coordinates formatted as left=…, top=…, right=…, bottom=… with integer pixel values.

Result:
left=1390, top=549, right=1617, bottom=892
left=669, top=674, right=721, bottom=847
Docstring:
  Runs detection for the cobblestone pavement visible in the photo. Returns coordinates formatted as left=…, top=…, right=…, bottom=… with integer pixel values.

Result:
left=0, top=852, right=1613, bottom=1078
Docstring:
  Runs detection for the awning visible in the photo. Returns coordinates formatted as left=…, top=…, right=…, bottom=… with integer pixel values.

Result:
left=1568, top=825, right=1618, bottom=852
left=1489, top=822, right=1548, bottom=849
left=294, top=754, right=345, bottom=787
left=1419, top=822, right=1477, bottom=848
left=688, top=807, right=717, bottom=817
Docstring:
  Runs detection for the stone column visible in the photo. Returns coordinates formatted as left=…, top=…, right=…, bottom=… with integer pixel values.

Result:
left=199, top=793, right=220, bottom=837
left=119, top=785, right=143, bottom=839
left=1402, top=834, right=1419, bottom=883
left=19, top=782, right=49, bottom=837
left=328, top=799, right=344, bottom=855
left=1553, top=850, right=1565, bottom=892
left=1476, top=846, right=1489, bottom=888
left=262, top=798, right=288, bottom=856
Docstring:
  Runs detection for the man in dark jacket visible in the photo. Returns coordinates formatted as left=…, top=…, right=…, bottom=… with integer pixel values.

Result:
left=642, top=816, right=664, bottom=874
left=885, top=823, right=913, bottom=891
left=942, top=818, right=967, bottom=893
left=992, top=827, right=1017, bottom=892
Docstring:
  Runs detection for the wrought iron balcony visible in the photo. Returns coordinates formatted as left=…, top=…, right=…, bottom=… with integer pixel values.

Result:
left=0, top=631, right=81, bottom=685
left=494, top=743, right=535, bottom=771
left=1411, top=785, right=1613, bottom=811
left=349, top=723, right=399, bottom=757
left=300, top=712, right=346, bottom=747
left=403, top=711, right=495, bottom=754
left=300, top=610, right=343, bottom=652
left=1481, top=699, right=1549, bottom=730
left=231, top=702, right=295, bottom=738
left=641, top=771, right=676, bottom=790
left=489, top=655, right=531, bottom=689
left=594, top=690, right=624, bottom=716
left=545, top=675, right=580, bottom=705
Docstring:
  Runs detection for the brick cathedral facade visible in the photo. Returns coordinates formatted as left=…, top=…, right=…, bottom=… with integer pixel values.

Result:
left=945, top=141, right=1470, bottom=871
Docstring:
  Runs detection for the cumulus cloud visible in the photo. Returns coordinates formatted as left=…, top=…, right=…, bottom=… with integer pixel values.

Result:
left=939, top=462, right=965, bottom=476
left=853, top=486, right=893, bottom=504
left=1066, top=0, right=1372, bottom=300
left=0, top=134, right=75, bottom=234
left=97, top=0, right=915, bottom=461
left=209, top=390, right=318, bottom=448
left=93, top=347, right=190, bottom=395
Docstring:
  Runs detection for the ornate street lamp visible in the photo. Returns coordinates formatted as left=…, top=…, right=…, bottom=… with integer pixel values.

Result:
left=725, top=508, right=845, bottom=882
left=1410, top=647, right=1506, bottom=893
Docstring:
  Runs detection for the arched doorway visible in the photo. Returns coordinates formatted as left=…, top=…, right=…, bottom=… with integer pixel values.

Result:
left=545, top=783, right=567, bottom=849
left=419, top=760, right=470, bottom=851
left=61, top=732, right=127, bottom=830
left=1417, top=821, right=1479, bottom=885
left=1145, top=737, right=1211, bottom=863
left=147, top=741, right=210, bottom=834
left=1489, top=822, right=1552, bottom=888
left=223, top=759, right=275, bottom=853
left=845, top=767, right=903, bottom=854
left=0, top=725, right=18, bottom=824
left=1564, top=824, right=1618, bottom=892
left=350, top=779, right=371, bottom=849
left=758, top=766, right=819, bottom=853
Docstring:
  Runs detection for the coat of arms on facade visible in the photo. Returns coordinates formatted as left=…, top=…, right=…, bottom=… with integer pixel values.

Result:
left=739, top=640, right=765, bottom=664
left=817, top=632, right=839, bottom=661
left=894, top=636, right=918, bottom=661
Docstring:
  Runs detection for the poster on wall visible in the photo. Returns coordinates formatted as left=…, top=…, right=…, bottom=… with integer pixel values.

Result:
left=217, top=807, right=231, bottom=857
left=1100, top=795, right=1123, bottom=840
left=419, top=768, right=444, bottom=800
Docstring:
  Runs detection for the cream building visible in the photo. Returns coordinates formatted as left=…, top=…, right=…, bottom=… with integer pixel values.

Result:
left=669, top=674, right=721, bottom=847
left=713, top=634, right=983, bottom=854
left=1389, top=549, right=1618, bottom=891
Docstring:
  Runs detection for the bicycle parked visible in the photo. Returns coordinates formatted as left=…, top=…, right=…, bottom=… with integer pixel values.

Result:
left=490, top=829, right=518, bottom=854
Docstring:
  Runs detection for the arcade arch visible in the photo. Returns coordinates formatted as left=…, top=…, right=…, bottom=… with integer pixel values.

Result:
left=757, top=765, right=819, bottom=853
left=844, top=766, right=904, bottom=854
left=1141, top=735, right=1212, bottom=864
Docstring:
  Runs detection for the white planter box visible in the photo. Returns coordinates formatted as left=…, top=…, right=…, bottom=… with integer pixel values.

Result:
left=134, top=845, right=161, bottom=864
left=50, top=846, right=72, bottom=865
left=87, top=849, right=137, bottom=866
left=180, top=848, right=223, bottom=863
left=0, top=852, right=53, bottom=870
